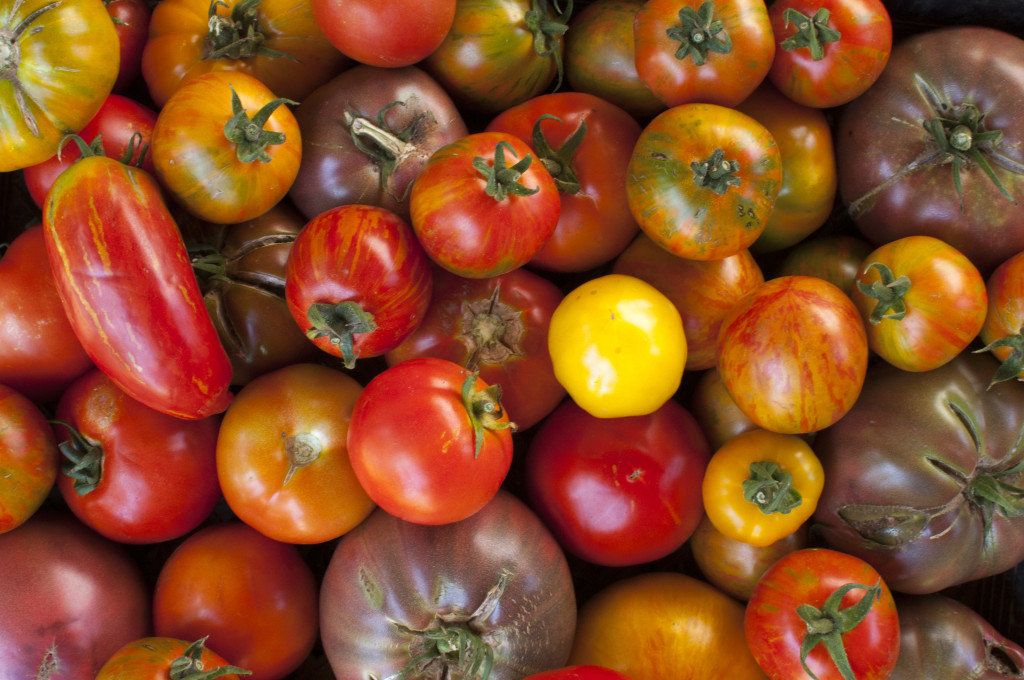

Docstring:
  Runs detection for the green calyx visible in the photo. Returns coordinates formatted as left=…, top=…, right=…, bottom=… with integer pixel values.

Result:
left=523, top=0, right=573, bottom=92
left=780, top=7, right=840, bottom=61
left=974, top=326, right=1024, bottom=388
left=50, top=420, right=103, bottom=496
left=55, top=131, right=149, bottom=168
left=743, top=461, right=802, bottom=515
left=856, top=262, right=912, bottom=324
left=460, top=286, right=525, bottom=372
left=204, top=0, right=295, bottom=61
left=460, top=370, right=516, bottom=458
left=666, top=0, right=733, bottom=65
left=797, top=581, right=883, bottom=680
left=346, top=101, right=434, bottom=204
left=473, top=141, right=541, bottom=201
left=223, top=85, right=297, bottom=163
left=530, top=114, right=586, bottom=194
left=692, top=148, right=741, bottom=194
left=305, top=301, right=378, bottom=370
left=170, top=637, right=252, bottom=680
left=966, top=459, right=1024, bottom=533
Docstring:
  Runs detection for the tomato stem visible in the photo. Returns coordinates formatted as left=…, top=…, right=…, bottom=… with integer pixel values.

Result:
left=796, top=581, right=882, bottom=680
left=460, top=286, right=525, bottom=371
left=666, top=0, right=732, bottom=65
left=780, top=8, right=840, bottom=61
left=305, top=301, right=378, bottom=369
left=856, top=262, right=911, bottom=324
left=523, top=0, right=573, bottom=93
left=691, top=148, right=741, bottom=194
left=49, top=419, right=104, bottom=496
left=974, top=326, right=1024, bottom=388
left=170, top=636, right=252, bottom=680
left=223, top=85, right=297, bottom=163
left=460, top=370, right=516, bottom=458
left=204, top=0, right=296, bottom=62
left=530, top=114, right=585, bottom=194
left=742, top=461, right=803, bottom=515
left=473, top=141, right=540, bottom=201
left=345, top=101, right=433, bottom=204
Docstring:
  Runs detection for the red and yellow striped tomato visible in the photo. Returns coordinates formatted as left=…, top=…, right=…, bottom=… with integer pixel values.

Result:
left=978, top=249, right=1024, bottom=386
left=0, top=385, right=58, bottom=534
left=0, top=0, right=119, bottom=171
left=96, top=636, right=250, bottom=680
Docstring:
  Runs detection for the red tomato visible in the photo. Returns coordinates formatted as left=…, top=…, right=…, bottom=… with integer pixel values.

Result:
left=153, top=522, right=319, bottom=680
left=746, top=548, right=900, bottom=680
left=0, top=385, right=58, bottom=534
left=0, top=224, right=94, bottom=405
left=525, top=667, right=637, bottom=680
left=409, top=130, right=561, bottom=278
left=485, top=91, right=642, bottom=272
left=96, top=637, right=250, bottom=680
left=52, top=369, right=222, bottom=544
left=767, top=0, right=892, bottom=108
left=633, top=0, right=775, bottom=107
left=525, top=398, right=710, bottom=566
left=284, top=204, right=433, bottom=369
left=106, top=0, right=151, bottom=92
left=347, top=356, right=515, bottom=525
left=312, top=0, right=456, bottom=67
left=23, top=93, right=158, bottom=209
left=385, top=264, right=566, bottom=431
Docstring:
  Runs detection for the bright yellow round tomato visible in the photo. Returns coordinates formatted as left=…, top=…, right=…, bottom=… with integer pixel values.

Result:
left=548, top=273, right=686, bottom=418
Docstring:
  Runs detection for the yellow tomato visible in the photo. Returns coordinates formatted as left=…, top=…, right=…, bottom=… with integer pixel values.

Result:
left=548, top=273, right=686, bottom=418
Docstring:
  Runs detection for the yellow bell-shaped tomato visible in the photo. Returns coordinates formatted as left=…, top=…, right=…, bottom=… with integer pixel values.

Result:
left=548, top=273, right=686, bottom=418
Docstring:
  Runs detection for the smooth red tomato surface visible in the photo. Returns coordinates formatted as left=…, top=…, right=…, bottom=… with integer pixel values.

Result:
left=0, top=385, right=58, bottom=534
left=525, top=398, right=710, bottom=566
left=524, top=666, right=637, bottom=680
left=106, top=0, right=151, bottom=92
left=312, top=0, right=455, bottom=67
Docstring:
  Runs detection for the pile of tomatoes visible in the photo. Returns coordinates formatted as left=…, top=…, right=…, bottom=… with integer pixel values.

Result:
left=3, top=0, right=1024, bottom=679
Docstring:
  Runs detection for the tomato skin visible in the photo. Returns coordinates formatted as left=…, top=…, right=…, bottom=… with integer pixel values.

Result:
left=96, top=637, right=249, bottom=680
left=979, top=250, right=1024, bottom=384
left=312, top=0, right=455, bottom=67
left=525, top=398, right=710, bottom=566
left=385, top=265, right=566, bottom=431
left=745, top=548, right=900, bottom=680
left=216, top=363, right=375, bottom=544
left=43, top=156, right=234, bottom=420
left=0, top=224, right=94, bottom=405
left=410, top=131, right=561, bottom=278
left=768, top=0, right=892, bottom=109
left=0, top=0, right=120, bottom=171
left=524, top=667, right=636, bottom=680
left=348, top=357, right=514, bottom=525
left=284, top=204, right=434, bottom=367
left=0, top=385, right=58, bottom=534
left=627, top=103, right=782, bottom=261
left=485, top=91, right=643, bottom=273
left=52, top=369, right=221, bottom=544
left=106, top=0, right=151, bottom=92
left=633, top=0, right=775, bottom=108
left=153, top=522, right=319, bottom=680
left=777, top=233, right=873, bottom=298
left=689, top=366, right=758, bottom=449
left=152, top=70, right=301, bottom=224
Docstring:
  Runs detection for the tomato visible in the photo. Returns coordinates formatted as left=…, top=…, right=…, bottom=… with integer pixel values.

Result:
left=385, top=264, right=566, bottom=431
left=524, top=668, right=636, bottom=680
left=0, top=385, right=58, bottom=534
left=735, top=82, right=837, bottom=254
left=216, top=363, right=375, bottom=544
left=776, top=233, right=873, bottom=299
left=627, top=103, right=782, bottom=261
left=23, top=93, right=158, bottom=209
left=153, top=521, right=319, bottom=680
left=423, top=0, right=572, bottom=113
left=564, top=0, right=666, bottom=119
left=568, top=571, right=768, bottom=680
left=151, top=70, right=301, bottom=224
left=347, top=356, right=515, bottom=525
left=702, top=428, right=824, bottom=547
left=1, top=510, right=150, bottom=680
left=851, top=235, right=987, bottom=372
left=633, top=0, right=775, bottom=107
left=0, top=224, right=93, bottom=405
left=525, top=398, right=710, bottom=566
left=96, top=637, right=250, bottom=680
left=689, top=365, right=757, bottom=449
left=485, top=91, right=642, bottom=273
left=548, top=273, right=686, bottom=419
left=717, top=275, right=868, bottom=434
left=141, top=0, right=346, bottom=108
left=409, top=131, right=561, bottom=278
left=43, top=152, right=234, bottom=420
left=746, top=548, right=900, bottom=680
left=320, top=490, right=577, bottom=680
left=767, top=0, right=892, bottom=109
left=613, top=232, right=764, bottom=370
left=289, top=64, right=468, bottom=223
left=284, top=204, right=433, bottom=369
left=978, top=248, right=1024, bottom=385
left=312, top=0, right=456, bottom=67
left=0, top=0, right=119, bottom=171
left=106, top=0, right=151, bottom=92
left=51, top=369, right=221, bottom=544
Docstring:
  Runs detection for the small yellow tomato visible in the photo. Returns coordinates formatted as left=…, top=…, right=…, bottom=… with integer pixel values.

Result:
left=548, top=273, right=686, bottom=418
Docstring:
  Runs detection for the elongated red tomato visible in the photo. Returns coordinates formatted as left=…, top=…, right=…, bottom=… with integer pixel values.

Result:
left=43, top=155, right=233, bottom=419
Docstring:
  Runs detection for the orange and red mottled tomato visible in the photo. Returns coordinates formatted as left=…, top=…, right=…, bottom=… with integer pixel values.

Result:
left=410, top=131, right=561, bottom=278
left=0, top=385, right=58, bottom=534
left=284, top=204, right=433, bottom=370
left=627, top=103, right=781, bottom=261
left=151, top=70, right=301, bottom=224
left=42, top=153, right=234, bottom=420
left=767, top=0, right=892, bottom=109
left=96, top=637, right=250, bottom=680
left=746, top=548, right=900, bottom=680
left=140, top=0, right=346, bottom=108
left=850, top=235, right=987, bottom=372
left=978, top=250, right=1024, bottom=386
left=717, top=275, right=868, bottom=434
left=347, top=357, right=515, bottom=525
left=485, top=91, right=642, bottom=273
left=633, top=0, right=775, bottom=107
left=51, top=369, right=222, bottom=544
left=0, top=0, right=120, bottom=171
